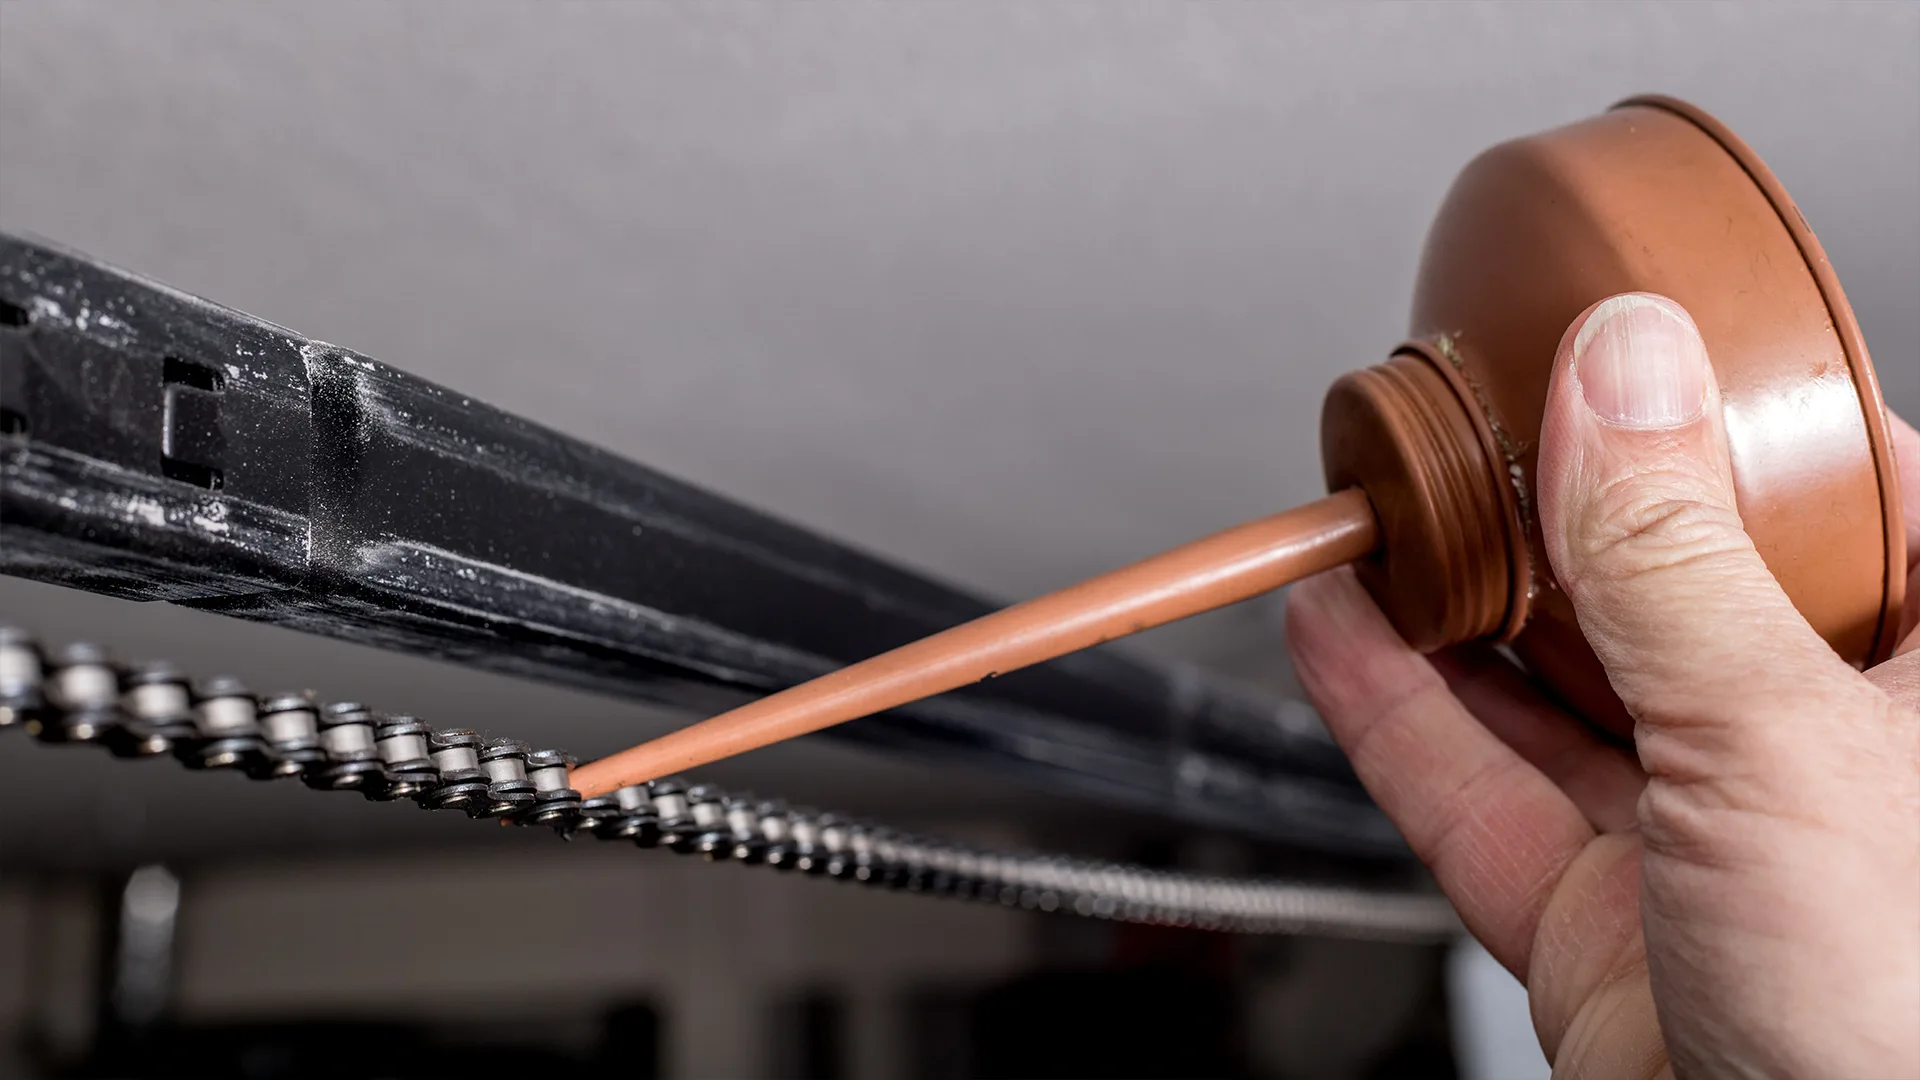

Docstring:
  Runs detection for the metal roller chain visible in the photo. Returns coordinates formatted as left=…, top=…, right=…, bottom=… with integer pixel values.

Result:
left=0, top=624, right=1458, bottom=942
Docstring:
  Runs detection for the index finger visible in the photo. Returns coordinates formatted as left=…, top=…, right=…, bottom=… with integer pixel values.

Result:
left=1286, top=567, right=1594, bottom=979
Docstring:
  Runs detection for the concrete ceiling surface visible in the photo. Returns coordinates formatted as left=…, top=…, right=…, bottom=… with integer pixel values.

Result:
left=1, top=2, right=1915, bottom=857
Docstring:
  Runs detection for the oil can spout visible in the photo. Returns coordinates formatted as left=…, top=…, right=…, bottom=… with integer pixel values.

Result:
left=569, top=489, right=1380, bottom=796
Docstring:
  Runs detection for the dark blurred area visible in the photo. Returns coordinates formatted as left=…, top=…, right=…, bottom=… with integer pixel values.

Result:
left=1, top=2, right=1913, bottom=1078
left=6, top=850, right=1461, bottom=1080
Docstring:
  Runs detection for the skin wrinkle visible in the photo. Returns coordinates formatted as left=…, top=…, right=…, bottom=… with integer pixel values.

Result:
left=1634, top=691, right=1907, bottom=834
left=1632, top=729, right=1773, bottom=820
left=1568, top=498, right=1752, bottom=583
left=1637, top=693, right=1914, bottom=845
left=1638, top=787, right=1806, bottom=876
left=1573, top=566, right=1833, bottom=660
left=1559, top=466, right=1759, bottom=603
left=1530, top=837, right=1646, bottom=1053
left=1556, top=961, right=1666, bottom=1080
left=1587, top=610, right=1863, bottom=732
left=1423, top=757, right=1584, bottom=973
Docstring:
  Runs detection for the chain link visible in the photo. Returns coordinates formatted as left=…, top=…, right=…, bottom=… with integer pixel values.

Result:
left=0, top=624, right=1458, bottom=941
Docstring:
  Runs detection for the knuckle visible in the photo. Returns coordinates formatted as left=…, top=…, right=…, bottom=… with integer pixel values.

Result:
left=1568, top=470, right=1751, bottom=584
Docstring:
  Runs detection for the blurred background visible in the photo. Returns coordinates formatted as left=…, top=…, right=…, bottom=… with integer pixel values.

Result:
left=0, top=2, right=1915, bottom=1077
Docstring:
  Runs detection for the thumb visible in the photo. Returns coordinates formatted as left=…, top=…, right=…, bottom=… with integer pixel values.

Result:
left=1536, top=292, right=1878, bottom=749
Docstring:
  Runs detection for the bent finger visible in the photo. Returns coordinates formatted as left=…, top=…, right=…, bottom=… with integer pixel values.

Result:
left=1287, top=567, right=1593, bottom=978
left=1432, top=645, right=1646, bottom=833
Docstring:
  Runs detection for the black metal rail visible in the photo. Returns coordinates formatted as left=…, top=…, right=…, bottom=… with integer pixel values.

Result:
left=0, top=232, right=1402, bottom=857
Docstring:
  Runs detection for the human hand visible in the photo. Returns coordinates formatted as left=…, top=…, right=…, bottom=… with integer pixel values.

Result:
left=1286, top=293, right=1920, bottom=1078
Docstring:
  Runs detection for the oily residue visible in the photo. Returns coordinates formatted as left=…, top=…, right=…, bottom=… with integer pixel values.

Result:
left=1432, top=332, right=1534, bottom=539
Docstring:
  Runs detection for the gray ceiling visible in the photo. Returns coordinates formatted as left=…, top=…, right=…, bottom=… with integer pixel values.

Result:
left=1, top=1, right=1915, bottom=861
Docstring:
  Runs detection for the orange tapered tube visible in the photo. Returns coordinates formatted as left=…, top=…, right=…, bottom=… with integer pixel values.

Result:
left=570, top=488, right=1379, bottom=797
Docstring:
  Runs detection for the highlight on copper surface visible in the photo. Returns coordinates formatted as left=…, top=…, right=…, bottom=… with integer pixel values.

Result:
left=570, top=489, right=1380, bottom=797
